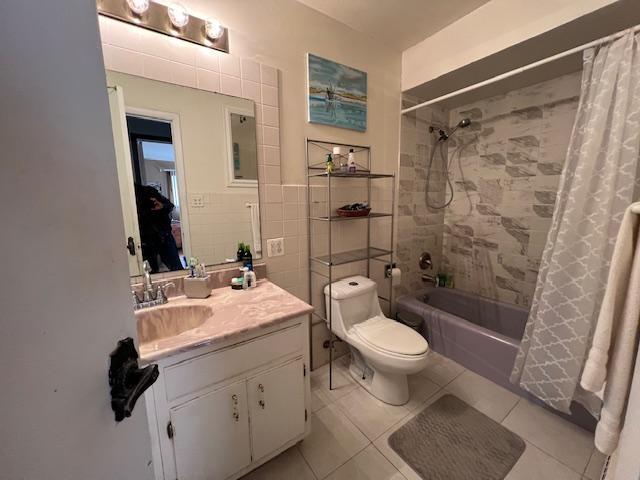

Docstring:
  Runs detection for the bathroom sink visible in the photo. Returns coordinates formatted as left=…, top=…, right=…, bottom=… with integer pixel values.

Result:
left=136, top=305, right=212, bottom=344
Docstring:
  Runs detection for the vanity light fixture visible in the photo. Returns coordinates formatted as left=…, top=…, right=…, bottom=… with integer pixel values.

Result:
left=98, top=0, right=229, bottom=53
left=167, top=3, right=189, bottom=29
left=125, top=0, right=150, bottom=15
left=205, top=18, right=224, bottom=40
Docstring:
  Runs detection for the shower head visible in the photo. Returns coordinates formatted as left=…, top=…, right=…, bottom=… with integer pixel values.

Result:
left=458, top=118, right=471, bottom=128
left=429, top=118, right=472, bottom=142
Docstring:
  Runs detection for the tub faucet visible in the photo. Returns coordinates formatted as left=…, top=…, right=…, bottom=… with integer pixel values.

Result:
left=421, top=273, right=437, bottom=285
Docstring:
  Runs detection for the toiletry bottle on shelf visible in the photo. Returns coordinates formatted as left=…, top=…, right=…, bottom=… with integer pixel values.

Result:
left=347, top=148, right=356, bottom=173
left=236, top=242, right=245, bottom=262
left=242, top=245, right=253, bottom=270
left=326, top=153, right=335, bottom=173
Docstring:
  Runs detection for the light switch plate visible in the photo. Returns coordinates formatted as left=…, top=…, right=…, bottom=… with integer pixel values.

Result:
left=267, top=238, right=284, bottom=257
left=190, top=194, right=204, bottom=208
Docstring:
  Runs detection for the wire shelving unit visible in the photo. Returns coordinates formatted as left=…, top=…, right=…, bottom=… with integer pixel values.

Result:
left=306, top=138, right=396, bottom=389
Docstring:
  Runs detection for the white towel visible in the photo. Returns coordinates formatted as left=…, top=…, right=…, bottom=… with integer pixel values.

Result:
left=247, top=203, right=262, bottom=254
left=581, top=203, right=640, bottom=455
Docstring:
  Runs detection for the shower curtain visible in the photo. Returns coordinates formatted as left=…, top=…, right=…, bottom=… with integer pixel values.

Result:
left=510, top=30, right=640, bottom=414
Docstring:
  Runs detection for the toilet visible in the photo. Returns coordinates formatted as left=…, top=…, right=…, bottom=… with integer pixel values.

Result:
left=324, top=276, right=429, bottom=405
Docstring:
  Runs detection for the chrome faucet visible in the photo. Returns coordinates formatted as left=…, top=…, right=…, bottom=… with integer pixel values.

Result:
left=132, top=261, right=175, bottom=310
left=419, top=252, right=437, bottom=285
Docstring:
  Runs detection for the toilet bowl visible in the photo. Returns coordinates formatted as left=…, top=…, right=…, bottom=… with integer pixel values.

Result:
left=324, top=276, right=429, bottom=405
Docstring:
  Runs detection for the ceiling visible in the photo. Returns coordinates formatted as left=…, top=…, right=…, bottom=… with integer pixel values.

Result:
left=294, top=0, right=491, bottom=51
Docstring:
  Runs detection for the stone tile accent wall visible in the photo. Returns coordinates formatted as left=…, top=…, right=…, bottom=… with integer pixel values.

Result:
left=441, top=72, right=581, bottom=307
left=395, top=96, right=449, bottom=298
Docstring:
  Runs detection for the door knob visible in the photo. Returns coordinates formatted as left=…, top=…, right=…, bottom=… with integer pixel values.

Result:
left=109, top=337, right=158, bottom=422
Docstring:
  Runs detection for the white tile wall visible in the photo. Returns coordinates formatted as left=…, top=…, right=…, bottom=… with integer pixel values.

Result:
left=99, top=16, right=372, bottom=369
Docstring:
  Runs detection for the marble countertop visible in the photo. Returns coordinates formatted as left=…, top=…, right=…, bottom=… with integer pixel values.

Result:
left=138, top=280, right=313, bottom=362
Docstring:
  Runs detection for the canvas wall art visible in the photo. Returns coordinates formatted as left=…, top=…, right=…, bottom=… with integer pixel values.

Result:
left=307, top=53, right=367, bottom=132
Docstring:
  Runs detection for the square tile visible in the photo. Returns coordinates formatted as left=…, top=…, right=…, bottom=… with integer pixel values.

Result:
left=261, top=84, right=279, bottom=107
left=265, top=165, right=281, bottom=185
left=240, top=446, right=314, bottom=480
left=264, top=185, right=282, bottom=203
left=263, top=146, right=281, bottom=166
left=417, top=351, right=465, bottom=386
left=283, top=185, right=298, bottom=203
left=108, top=45, right=143, bottom=76
left=262, top=126, right=280, bottom=147
left=142, top=55, right=172, bottom=83
left=242, top=79, right=261, bottom=103
left=445, top=370, right=520, bottom=422
left=195, top=47, right=220, bottom=72
left=219, top=54, right=241, bottom=77
left=311, top=361, right=358, bottom=412
left=325, top=444, right=405, bottom=480
left=502, top=399, right=594, bottom=473
left=261, top=64, right=278, bottom=87
left=221, top=74, right=242, bottom=97
left=172, top=63, right=196, bottom=88
left=404, top=375, right=442, bottom=412
left=262, top=105, right=280, bottom=127
left=197, top=68, right=220, bottom=92
left=336, top=387, right=410, bottom=441
left=241, top=59, right=261, bottom=82
left=504, top=441, right=581, bottom=480
left=298, top=403, right=369, bottom=479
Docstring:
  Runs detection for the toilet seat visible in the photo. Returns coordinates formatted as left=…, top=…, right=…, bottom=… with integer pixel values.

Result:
left=350, top=316, right=428, bottom=356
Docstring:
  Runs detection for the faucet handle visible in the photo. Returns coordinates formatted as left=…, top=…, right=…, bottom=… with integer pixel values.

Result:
left=131, top=290, right=141, bottom=306
left=156, top=282, right=175, bottom=303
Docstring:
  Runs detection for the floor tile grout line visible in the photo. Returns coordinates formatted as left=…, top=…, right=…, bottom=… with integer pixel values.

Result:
left=294, top=443, right=319, bottom=480
left=315, top=440, right=371, bottom=480
left=499, top=397, right=522, bottom=424
left=370, top=444, right=410, bottom=480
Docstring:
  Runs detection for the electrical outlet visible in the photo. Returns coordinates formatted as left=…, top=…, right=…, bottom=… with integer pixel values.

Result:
left=190, top=194, right=204, bottom=208
left=267, top=238, right=284, bottom=257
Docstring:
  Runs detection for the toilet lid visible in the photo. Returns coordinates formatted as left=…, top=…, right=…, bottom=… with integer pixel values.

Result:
left=352, top=316, right=429, bottom=356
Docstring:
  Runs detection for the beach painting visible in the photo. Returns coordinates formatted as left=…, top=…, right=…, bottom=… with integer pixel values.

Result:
left=307, top=53, right=367, bottom=132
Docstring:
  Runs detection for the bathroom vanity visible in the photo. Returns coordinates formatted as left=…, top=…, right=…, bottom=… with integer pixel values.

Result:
left=138, top=281, right=313, bottom=480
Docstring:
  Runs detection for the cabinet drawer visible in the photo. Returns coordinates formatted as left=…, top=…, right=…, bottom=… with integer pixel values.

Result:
left=164, top=323, right=303, bottom=402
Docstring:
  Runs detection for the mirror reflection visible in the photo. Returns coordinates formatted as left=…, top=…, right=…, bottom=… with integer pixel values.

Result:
left=106, top=70, right=262, bottom=277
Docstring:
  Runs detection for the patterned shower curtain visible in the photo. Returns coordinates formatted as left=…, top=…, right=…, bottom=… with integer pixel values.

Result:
left=510, top=31, right=640, bottom=414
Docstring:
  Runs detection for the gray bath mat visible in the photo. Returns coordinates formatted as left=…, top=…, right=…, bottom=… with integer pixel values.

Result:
left=388, top=395, right=525, bottom=480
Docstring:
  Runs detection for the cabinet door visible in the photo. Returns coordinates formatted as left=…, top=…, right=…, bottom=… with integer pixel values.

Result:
left=247, top=358, right=306, bottom=461
left=170, top=381, right=251, bottom=480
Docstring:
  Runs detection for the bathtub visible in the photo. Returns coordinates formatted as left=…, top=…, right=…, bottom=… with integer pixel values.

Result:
left=396, top=287, right=596, bottom=432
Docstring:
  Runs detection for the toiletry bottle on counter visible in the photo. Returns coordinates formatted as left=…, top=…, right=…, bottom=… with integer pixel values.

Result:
left=236, top=242, right=245, bottom=262
left=242, top=245, right=253, bottom=270
left=347, top=148, right=356, bottom=173
left=246, top=265, right=257, bottom=288
left=241, top=267, right=250, bottom=290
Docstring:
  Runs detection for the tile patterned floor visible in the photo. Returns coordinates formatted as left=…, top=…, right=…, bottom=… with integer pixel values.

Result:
left=241, top=352, right=607, bottom=480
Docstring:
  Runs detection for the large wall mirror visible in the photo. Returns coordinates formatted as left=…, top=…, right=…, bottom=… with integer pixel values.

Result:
left=106, top=70, right=262, bottom=277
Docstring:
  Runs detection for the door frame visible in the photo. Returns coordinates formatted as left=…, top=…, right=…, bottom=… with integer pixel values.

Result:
left=126, top=106, right=192, bottom=265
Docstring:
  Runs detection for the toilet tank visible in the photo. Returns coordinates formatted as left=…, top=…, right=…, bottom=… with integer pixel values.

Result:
left=324, top=276, right=382, bottom=334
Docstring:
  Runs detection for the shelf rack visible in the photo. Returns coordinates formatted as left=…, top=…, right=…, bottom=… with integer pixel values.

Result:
left=306, top=138, right=396, bottom=390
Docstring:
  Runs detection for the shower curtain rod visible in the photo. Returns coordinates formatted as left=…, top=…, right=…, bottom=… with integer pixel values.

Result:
left=401, top=23, right=640, bottom=114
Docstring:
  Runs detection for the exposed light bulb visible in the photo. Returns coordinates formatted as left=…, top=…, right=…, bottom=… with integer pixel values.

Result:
left=168, top=3, right=189, bottom=28
left=126, top=0, right=149, bottom=15
left=205, top=18, right=223, bottom=40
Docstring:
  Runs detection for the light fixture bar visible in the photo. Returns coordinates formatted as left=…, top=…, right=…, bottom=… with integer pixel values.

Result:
left=97, top=0, right=229, bottom=54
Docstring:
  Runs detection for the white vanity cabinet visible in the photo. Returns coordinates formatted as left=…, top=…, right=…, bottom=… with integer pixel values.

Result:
left=144, top=316, right=310, bottom=480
